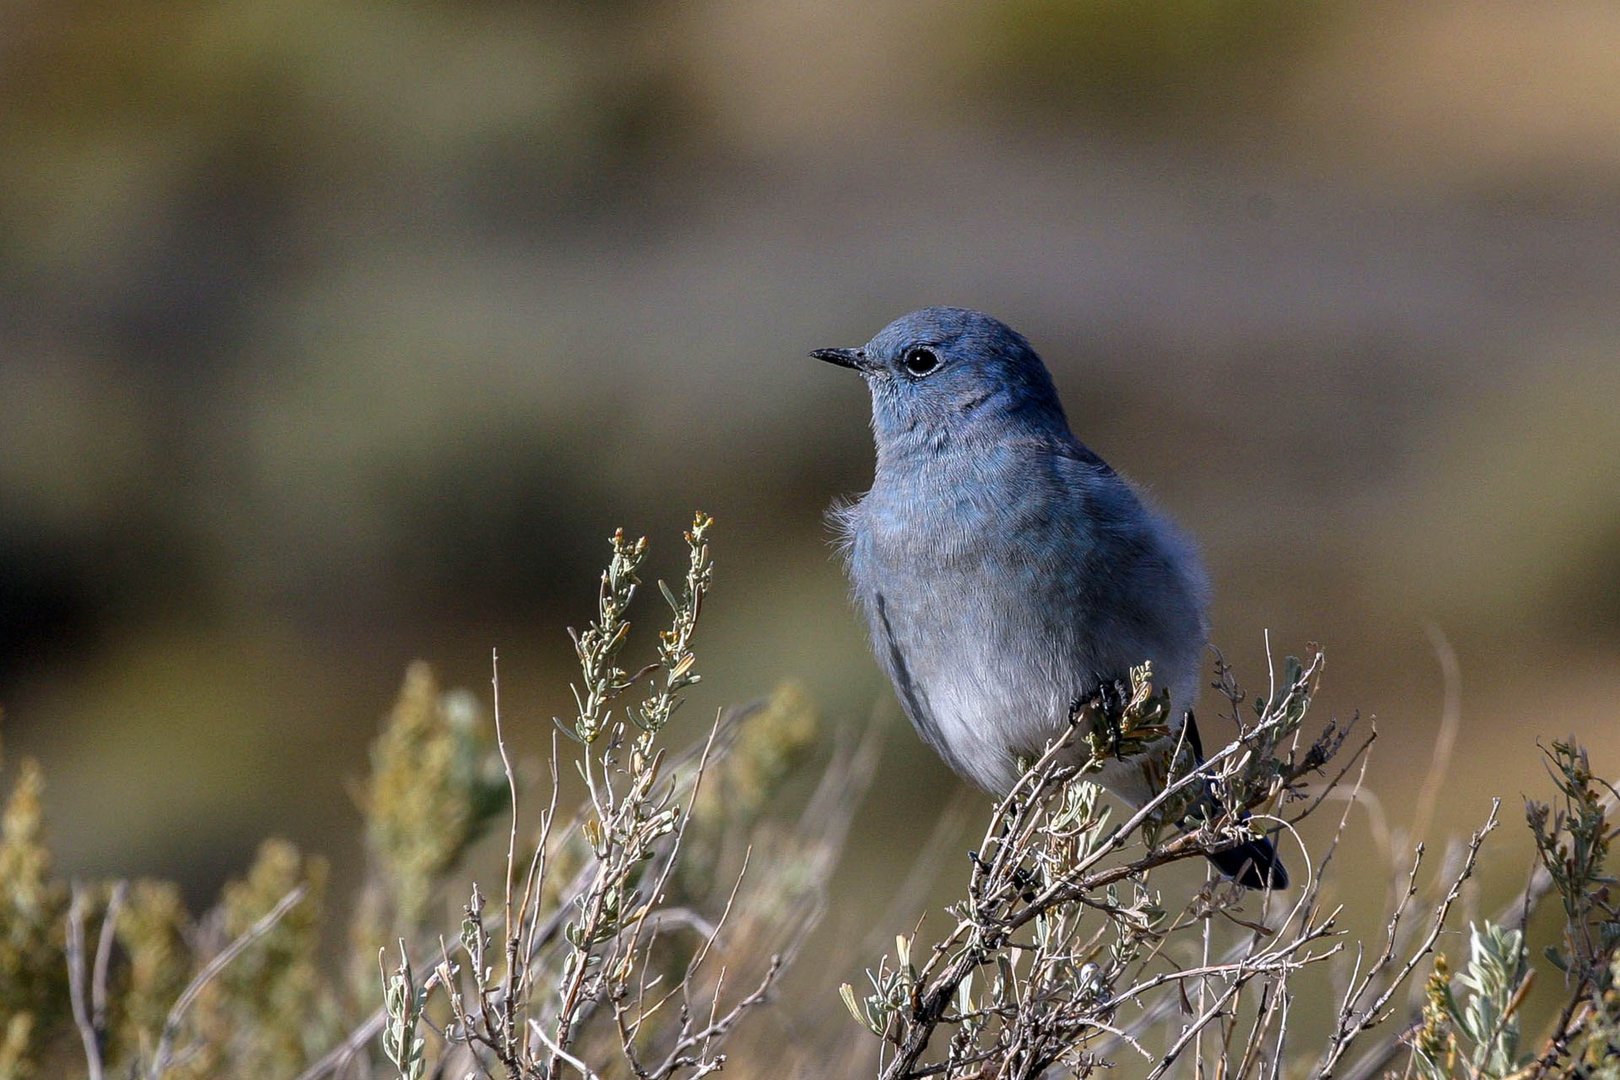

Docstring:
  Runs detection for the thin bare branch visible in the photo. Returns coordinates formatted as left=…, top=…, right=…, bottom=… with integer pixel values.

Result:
left=150, top=883, right=310, bottom=1079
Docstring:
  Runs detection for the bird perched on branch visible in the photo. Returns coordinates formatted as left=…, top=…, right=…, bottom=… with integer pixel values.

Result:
left=813, top=307, right=1286, bottom=889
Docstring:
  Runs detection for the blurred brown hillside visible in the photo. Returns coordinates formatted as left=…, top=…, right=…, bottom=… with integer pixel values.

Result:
left=1, top=0, right=1617, bottom=952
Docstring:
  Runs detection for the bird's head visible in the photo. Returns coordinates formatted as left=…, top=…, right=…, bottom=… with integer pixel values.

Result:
left=812, top=307, right=1069, bottom=449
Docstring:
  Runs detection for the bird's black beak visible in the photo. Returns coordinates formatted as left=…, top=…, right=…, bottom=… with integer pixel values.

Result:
left=810, top=346, right=866, bottom=371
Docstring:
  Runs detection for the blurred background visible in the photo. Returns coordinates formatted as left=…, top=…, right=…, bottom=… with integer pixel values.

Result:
left=2, top=0, right=1618, bottom=1061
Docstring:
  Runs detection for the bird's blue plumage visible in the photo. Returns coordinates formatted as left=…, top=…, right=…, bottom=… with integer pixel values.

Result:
left=817, top=307, right=1286, bottom=889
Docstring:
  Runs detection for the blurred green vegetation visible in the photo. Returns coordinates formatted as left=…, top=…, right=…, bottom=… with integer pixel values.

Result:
left=963, top=0, right=1334, bottom=128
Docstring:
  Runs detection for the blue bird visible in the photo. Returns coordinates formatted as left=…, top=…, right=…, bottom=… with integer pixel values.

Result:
left=814, top=307, right=1286, bottom=889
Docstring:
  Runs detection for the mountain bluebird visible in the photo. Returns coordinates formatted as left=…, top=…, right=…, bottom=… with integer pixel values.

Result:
left=814, top=306, right=1286, bottom=889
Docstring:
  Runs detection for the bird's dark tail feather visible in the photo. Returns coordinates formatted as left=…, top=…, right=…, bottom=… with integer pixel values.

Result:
left=1207, top=837, right=1288, bottom=890
left=1179, top=709, right=1289, bottom=890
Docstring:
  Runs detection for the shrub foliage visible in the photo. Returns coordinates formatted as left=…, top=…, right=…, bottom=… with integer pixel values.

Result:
left=0, top=516, right=1614, bottom=1078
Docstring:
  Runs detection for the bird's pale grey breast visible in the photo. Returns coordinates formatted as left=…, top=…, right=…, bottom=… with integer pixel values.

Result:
left=847, top=431, right=1207, bottom=796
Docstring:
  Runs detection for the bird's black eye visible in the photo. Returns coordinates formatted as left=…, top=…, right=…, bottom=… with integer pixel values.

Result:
left=902, top=346, right=940, bottom=377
